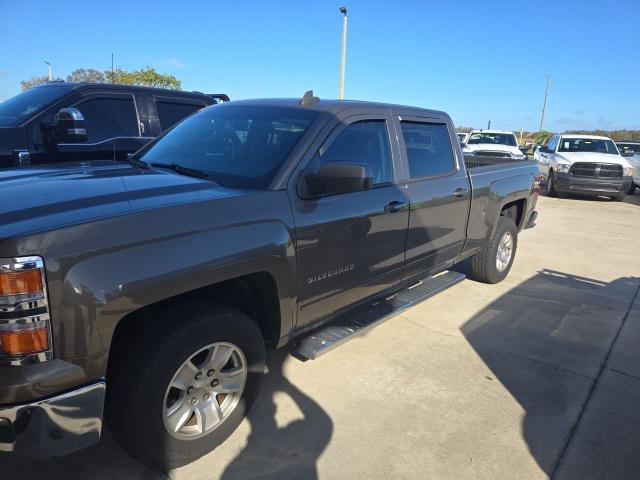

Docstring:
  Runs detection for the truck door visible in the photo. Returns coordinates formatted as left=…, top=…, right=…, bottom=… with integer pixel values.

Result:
left=392, top=112, right=470, bottom=279
left=51, top=91, right=146, bottom=163
left=290, top=110, right=409, bottom=327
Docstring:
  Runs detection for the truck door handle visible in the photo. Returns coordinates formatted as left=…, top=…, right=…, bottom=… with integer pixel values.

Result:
left=453, top=188, right=468, bottom=197
left=384, top=200, right=406, bottom=213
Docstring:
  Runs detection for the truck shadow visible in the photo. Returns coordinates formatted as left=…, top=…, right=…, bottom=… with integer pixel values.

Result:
left=217, top=347, right=332, bottom=480
left=0, top=347, right=332, bottom=480
left=453, top=261, right=638, bottom=475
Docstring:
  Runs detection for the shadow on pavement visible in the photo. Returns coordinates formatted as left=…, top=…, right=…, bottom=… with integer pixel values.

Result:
left=219, top=347, right=332, bottom=480
left=0, top=347, right=332, bottom=480
left=453, top=262, right=639, bottom=476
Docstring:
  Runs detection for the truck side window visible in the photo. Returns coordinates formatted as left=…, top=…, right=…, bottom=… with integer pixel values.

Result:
left=74, top=96, right=139, bottom=142
left=156, top=100, right=205, bottom=130
left=400, top=122, right=455, bottom=178
left=320, top=120, right=392, bottom=185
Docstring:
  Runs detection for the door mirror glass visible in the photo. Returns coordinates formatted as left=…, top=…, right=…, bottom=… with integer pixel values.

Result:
left=305, top=161, right=373, bottom=196
left=53, top=108, right=87, bottom=143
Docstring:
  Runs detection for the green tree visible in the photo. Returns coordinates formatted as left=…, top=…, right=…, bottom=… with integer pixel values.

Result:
left=104, top=66, right=181, bottom=90
left=66, top=68, right=106, bottom=83
left=20, top=75, right=62, bottom=91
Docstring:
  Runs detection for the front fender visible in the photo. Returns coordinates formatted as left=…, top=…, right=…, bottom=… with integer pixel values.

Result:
left=56, top=220, right=296, bottom=366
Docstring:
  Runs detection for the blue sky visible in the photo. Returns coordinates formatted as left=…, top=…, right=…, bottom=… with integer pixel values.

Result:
left=1, top=0, right=638, bottom=132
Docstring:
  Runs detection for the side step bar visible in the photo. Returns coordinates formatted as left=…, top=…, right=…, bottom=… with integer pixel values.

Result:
left=296, top=271, right=466, bottom=360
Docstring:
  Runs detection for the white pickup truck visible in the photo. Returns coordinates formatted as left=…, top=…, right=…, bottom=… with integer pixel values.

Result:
left=461, top=130, right=525, bottom=160
left=536, top=134, right=634, bottom=200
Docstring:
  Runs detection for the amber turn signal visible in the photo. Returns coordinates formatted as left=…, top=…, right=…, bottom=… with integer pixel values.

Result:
left=0, top=326, right=49, bottom=356
left=0, top=269, right=43, bottom=297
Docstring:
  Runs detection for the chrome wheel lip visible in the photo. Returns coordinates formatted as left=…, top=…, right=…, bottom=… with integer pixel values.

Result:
left=496, top=231, right=514, bottom=272
left=162, top=341, right=247, bottom=441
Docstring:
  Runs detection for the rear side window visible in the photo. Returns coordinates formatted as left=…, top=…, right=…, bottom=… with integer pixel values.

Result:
left=401, top=122, right=455, bottom=178
left=75, top=96, right=139, bottom=142
left=156, top=100, right=205, bottom=131
left=320, top=120, right=393, bottom=185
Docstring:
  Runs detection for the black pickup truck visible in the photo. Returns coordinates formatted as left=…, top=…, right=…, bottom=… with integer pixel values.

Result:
left=0, top=82, right=228, bottom=168
left=0, top=95, right=539, bottom=470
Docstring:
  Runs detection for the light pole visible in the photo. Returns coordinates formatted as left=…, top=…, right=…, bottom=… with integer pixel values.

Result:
left=44, top=61, right=52, bottom=81
left=338, top=6, right=348, bottom=100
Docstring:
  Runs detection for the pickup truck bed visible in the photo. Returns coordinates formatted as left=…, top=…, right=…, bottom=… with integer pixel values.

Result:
left=0, top=97, right=538, bottom=470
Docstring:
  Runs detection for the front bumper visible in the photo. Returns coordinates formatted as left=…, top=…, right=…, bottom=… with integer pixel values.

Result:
left=555, top=173, right=632, bottom=196
left=0, top=381, right=105, bottom=458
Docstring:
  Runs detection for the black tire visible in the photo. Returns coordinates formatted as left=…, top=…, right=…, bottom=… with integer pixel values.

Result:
left=469, top=216, right=518, bottom=284
left=629, top=183, right=637, bottom=195
left=545, top=170, right=558, bottom=197
left=106, top=301, right=266, bottom=471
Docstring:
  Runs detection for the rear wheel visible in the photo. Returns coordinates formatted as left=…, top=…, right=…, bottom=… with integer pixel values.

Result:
left=469, top=216, right=518, bottom=284
left=629, top=183, right=637, bottom=195
left=106, top=302, right=266, bottom=471
left=545, top=170, right=558, bottom=197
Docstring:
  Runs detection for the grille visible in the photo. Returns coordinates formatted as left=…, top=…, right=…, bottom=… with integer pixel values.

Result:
left=474, top=151, right=512, bottom=158
left=569, top=162, right=623, bottom=178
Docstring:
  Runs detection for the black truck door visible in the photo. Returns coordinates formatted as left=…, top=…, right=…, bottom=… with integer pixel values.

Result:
left=52, top=91, right=146, bottom=162
left=290, top=109, right=409, bottom=327
left=392, top=112, right=471, bottom=279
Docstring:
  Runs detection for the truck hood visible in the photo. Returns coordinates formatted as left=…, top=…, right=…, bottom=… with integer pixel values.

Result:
left=0, top=162, right=237, bottom=240
left=464, top=144, right=522, bottom=156
left=556, top=152, right=631, bottom=167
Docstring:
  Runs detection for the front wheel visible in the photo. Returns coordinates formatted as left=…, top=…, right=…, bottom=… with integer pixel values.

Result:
left=469, top=217, right=518, bottom=284
left=628, top=183, right=637, bottom=195
left=106, top=302, right=266, bottom=471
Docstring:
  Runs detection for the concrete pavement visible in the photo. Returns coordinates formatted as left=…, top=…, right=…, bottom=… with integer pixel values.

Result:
left=2, top=192, right=639, bottom=479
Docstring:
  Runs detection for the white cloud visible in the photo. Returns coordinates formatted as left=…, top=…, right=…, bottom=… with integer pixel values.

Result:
left=158, top=58, right=185, bottom=69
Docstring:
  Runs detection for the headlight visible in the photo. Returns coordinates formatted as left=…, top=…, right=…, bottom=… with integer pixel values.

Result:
left=0, top=256, right=52, bottom=364
left=623, top=166, right=634, bottom=176
left=555, top=163, right=571, bottom=173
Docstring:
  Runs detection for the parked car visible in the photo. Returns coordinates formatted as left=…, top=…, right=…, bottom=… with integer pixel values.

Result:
left=0, top=82, right=229, bottom=168
left=461, top=129, right=526, bottom=159
left=615, top=141, right=640, bottom=193
left=0, top=95, right=539, bottom=471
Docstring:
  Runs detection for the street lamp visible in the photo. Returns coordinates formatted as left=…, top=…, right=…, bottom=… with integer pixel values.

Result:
left=338, top=7, right=348, bottom=100
left=44, top=61, right=52, bottom=81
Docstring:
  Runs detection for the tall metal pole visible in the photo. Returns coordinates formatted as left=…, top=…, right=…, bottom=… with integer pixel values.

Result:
left=338, top=7, right=348, bottom=100
left=539, top=75, right=551, bottom=132
left=44, top=61, right=52, bottom=81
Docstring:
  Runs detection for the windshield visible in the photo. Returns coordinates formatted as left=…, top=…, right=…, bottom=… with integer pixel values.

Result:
left=617, top=143, right=640, bottom=154
left=138, top=104, right=320, bottom=189
left=558, top=138, right=619, bottom=155
left=0, top=85, right=72, bottom=127
left=467, top=132, right=517, bottom=146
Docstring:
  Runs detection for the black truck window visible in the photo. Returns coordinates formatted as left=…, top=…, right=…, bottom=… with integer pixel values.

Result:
left=156, top=100, right=206, bottom=130
left=401, top=122, right=455, bottom=178
left=74, top=96, right=139, bottom=142
left=321, top=120, right=393, bottom=185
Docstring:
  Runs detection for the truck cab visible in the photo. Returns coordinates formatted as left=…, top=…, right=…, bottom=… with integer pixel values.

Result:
left=0, top=82, right=227, bottom=168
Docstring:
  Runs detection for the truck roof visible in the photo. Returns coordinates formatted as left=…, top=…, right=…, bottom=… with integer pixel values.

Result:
left=228, top=97, right=449, bottom=118
left=559, top=134, right=613, bottom=140
left=36, top=81, right=222, bottom=100
left=469, top=129, right=516, bottom=135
